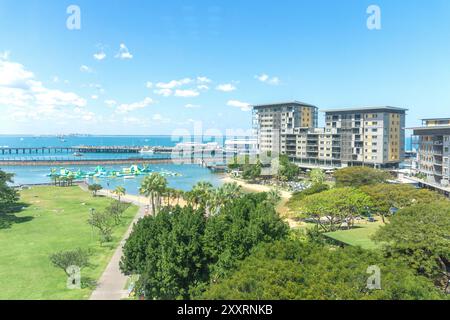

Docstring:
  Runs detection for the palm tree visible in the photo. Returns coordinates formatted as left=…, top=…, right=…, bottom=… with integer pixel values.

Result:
left=206, top=183, right=243, bottom=216
left=67, top=175, right=75, bottom=187
left=51, top=175, right=59, bottom=187
left=189, top=181, right=214, bottom=209
left=266, top=188, right=282, bottom=206
left=139, top=173, right=168, bottom=215
left=113, top=186, right=126, bottom=202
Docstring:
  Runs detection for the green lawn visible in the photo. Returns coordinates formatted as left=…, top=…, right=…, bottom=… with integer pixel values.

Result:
left=324, top=220, right=384, bottom=250
left=0, top=186, right=138, bottom=300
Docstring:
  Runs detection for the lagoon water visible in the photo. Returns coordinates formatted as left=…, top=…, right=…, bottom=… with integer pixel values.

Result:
left=0, top=135, right=225, bottom=193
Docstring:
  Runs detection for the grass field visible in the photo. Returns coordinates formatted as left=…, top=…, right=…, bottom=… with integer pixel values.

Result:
left=324, top=220, right=384, bottom=250
left=0, top=186, right=138, bottom=300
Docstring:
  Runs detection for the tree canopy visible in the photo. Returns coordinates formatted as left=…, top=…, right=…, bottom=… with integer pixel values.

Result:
left=361, top=183, right=445, bottom=222
left=201, top=240, right=444, bottom=300
left=373, top=201, right=450, bottom=292
left=0, top=170, right=19, bottom=213
left=120, top=192, right=289, bottom=299
left=334, top=167, right=391, bottom=188
left=299, top=187, right=373, bottom=232
left=277, top=155, right=299, bottom=181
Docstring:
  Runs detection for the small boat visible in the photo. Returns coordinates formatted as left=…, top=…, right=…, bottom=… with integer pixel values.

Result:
left=123, top=175, right=135, bottom=179
left=73, top=152, right=83, bottom=157
left=140, top=146, right=154, bottom=154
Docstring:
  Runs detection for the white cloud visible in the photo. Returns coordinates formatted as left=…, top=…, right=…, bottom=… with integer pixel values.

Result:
left=122, top=116, right=150, bottom=126
left=91, top=95, right=99, bottom=100
left=156, top=78, right=193, bottom=89
left=80, top=65, right=94, bottom=73
left=197, top=76, right=211, bottom=84
left=152, top=113, right=171, bottom=123
left=216, top=83, right=236, bottom=92
left=115, top=43, right=133, bottom=60
left=227, top=100, right=251, bottom=111
left=197, top=84, right=209, bottom=91
left=255, top=73, right=280, bottom=85
left=104, top=99, right=117, bottom=107
left=145, top=81, right=153, bottom=89
left=116, top=97, right=155, bottom=114
left=174, top=89, right=200, bottom=97
left=0, top=59, right=34, bottom=89
left=0, top=58, right=89, bottom=125
left=154, top=88, right=173, bottom=97
left=0, top=51, right=11, bottom=60
left=93, top=51, right=106, bottom=61
left=185, top=103, right=200, bottom=108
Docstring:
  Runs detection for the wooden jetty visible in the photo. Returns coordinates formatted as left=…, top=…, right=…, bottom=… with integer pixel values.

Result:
left=0, top=146, right=144, bottom=155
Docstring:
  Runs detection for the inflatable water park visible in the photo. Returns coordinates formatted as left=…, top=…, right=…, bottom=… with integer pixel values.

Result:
left=47, top=165, right=182, bottom=179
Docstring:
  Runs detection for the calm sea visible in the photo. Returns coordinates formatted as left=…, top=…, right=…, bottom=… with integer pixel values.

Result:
left=0, top=135, right=225, bottom=192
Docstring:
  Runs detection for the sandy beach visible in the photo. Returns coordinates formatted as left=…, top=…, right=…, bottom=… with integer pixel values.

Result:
left=220, top=176, right=292, bottom=199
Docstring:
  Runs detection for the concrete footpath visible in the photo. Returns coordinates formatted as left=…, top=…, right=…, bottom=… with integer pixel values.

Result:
left=81, top=186, right=148, bottom=300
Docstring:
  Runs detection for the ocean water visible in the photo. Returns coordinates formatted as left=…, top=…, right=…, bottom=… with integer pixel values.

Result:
left=0, top=135, right=225, bottom=192
left=4, top=164, right=223, bottom=194
left=0, top=135, right=225, bottom=161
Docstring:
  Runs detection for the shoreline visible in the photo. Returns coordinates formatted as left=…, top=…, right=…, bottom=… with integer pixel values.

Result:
left=220, top=176, right=292, bottom=199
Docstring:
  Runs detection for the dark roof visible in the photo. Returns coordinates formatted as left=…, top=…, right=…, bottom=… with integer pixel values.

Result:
left=321, top=106, right=408, bottom=113
left=252, top=101, right=317, bottom=109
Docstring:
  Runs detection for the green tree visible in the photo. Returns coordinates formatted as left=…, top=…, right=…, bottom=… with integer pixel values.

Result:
left=277, top=155, right=299, bottom=181
left=121, top=206, right=208, bottom=299
left=299, top=187, right=373, bottom=232
left=334, top=167, right=391, bottom=188
left=0, top=170, right=19, bottom=213
left=120, top=192, right=289, bottom=299
left=242, top=163, right=262, bottom=182
left=309, top=168, right=326, bottom=185
left=88, top=184, right=103, bottom=197
left=266, top=188, right=282, bottom=206
left=106, top=200, right=130, bottom=225
left=113, top=186, right=126, bottom=202
left=184, top=181, right=214, bottom=210
left=139, top=173, right=168, bottom=215
left=49, top=248, right=91, bottom=277
left=288, top=183, right=329, bottom=206
left=203, top=193, right=289, bottom=281
left=87, top=210, right=114, bottom=243
left=373, top=201, right=450, bottom=293
left=361, top=183, right=444, bottom=222
left=201, top=240, right=444, bottom=300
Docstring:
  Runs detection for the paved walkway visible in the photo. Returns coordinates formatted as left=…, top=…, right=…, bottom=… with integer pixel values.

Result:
left=80, top=185, right=148, bottom=300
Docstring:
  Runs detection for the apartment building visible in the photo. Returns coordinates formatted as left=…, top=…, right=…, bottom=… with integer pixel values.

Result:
left=321, top=107, right=407, bottom=168
left=411, top=118, right=450, bottom=187
left=252, top=101, right=319, bottom=155
left=252, top=103, right=407, bottom=169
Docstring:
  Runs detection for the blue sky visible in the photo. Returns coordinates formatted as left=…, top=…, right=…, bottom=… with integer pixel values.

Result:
left=1, top=0, right=450, bottom=135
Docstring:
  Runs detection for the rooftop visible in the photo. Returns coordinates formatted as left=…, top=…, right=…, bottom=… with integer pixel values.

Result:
left=421, top=117, right=450, bottom=121
left=409, top=125, right=450, bottom=130
left=321, top=106, right=408, bottom=113
left=252, top=101, right=317, bottom=109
